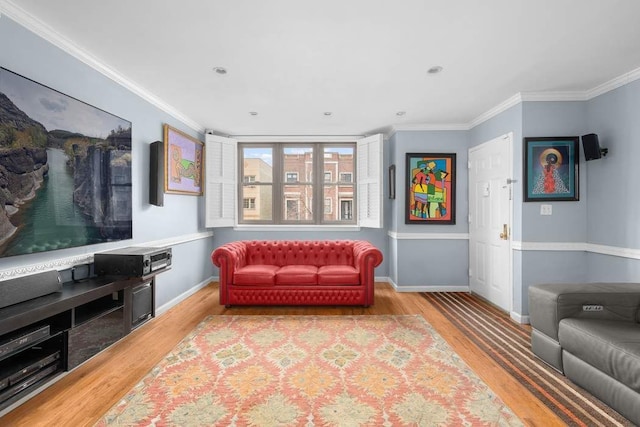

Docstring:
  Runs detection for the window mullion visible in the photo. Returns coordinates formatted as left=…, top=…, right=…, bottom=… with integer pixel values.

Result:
left=314, top=144, right=323, bottom=224
left=273, top=144, right=283, bottom=224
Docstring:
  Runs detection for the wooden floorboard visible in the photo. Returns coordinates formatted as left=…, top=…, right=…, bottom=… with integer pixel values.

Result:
left=1, top=282, right=564, bottom=427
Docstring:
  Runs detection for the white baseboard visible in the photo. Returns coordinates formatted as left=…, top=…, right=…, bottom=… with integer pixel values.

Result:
left=394, top=284, right=470, bottom=293
left=156, top=276, right=214, bottom=316
left=386, top=278, right=469, bottom=293
left=510, top=312, right=530, bottom=325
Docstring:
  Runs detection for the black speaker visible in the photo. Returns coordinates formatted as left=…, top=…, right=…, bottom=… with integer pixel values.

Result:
left=149, top=141, right=164, bottom=206
left=582, top=133, right=602, bottom=161
left=131, top=281, right=153, bottom=328
left=0, top=270, right=62, bottom=309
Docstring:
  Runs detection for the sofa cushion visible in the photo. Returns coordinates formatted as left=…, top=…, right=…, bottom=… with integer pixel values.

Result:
left=276, top=265, right=318, bottom=285
left=234, top=265, right=279, bottom=286
left=317, top=265, right=359, bottom=285
left=559, top=318, right=640, bottom=392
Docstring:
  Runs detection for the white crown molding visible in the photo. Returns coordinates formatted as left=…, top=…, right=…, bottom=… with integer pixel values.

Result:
left=5, top=0, right=640, bottom=142
left=0, top=0, right=204, bottom=134
left=467, top=93, right=523, bottom=129
left=467, top=91, right=591, bottom=130
left=586, top=66, right=640, bottom=99
left=519, top=91, right=588, bottom=102
left=388, top=231, right=469, bottom=240
left=397, top=64, right=640, bottom=132
left=391, top=123, right=469, bottom=132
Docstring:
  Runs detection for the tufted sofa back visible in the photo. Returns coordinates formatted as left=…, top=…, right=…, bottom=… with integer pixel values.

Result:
left=244, top=240, right=355, bottom=267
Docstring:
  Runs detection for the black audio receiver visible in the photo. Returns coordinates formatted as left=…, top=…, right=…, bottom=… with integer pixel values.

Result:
left=94, top=246, right=172, bottom=277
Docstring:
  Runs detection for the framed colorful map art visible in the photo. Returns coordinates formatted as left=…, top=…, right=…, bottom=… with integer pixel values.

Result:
left=163, top=124, right=204, bottom=196
left=405, top=153, right=456, bottom=224
left=523, top=137, right=579, bottom=202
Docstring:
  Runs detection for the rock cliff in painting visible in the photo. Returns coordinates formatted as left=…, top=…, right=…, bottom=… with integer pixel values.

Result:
left=0, top=75, right=132, bottom=256
left=0, top=92, right=50, bottom=245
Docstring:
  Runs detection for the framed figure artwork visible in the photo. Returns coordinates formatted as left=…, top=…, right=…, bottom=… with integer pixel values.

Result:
left=405, top=153, right=456, bottom=224
left=523, top=137, right=579, bottom=202
left=163, top=124, right=204, bottom=196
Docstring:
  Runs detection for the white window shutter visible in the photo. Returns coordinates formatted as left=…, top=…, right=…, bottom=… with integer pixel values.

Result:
left=205, top=134, right=237, bottom=228
left=357, top=134, right=383, bottom=228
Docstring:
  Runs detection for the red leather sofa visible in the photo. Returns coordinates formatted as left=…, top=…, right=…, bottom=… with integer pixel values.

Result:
left=211, top=240, right=383, bottom=307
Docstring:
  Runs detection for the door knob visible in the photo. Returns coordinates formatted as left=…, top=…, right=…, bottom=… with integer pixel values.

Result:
left=499, top=224, right=509, bottom=240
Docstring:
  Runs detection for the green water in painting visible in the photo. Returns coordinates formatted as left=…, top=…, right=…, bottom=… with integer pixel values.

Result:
left=2, top=148, right=103, bottom=256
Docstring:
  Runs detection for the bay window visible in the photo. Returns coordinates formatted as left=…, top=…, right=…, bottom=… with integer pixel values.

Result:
left=204, top=134, right=382, bottom=229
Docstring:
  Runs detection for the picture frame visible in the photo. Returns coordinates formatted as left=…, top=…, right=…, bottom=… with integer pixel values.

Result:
left=523, top=136, right=579, bottom=202
left=405, top=153, right=456, bottom=224
left=0, top=67, right=132, bottom=258
left=388, top=164, right=396, bottom=199
left=163, top=124, right=204, bottom=195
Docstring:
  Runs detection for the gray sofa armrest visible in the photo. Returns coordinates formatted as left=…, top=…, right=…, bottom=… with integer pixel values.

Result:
left=529, top=282, right=640, bottom=341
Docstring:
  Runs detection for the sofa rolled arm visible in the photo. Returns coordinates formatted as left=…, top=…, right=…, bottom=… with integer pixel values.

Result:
left=352, top=241, right=383, bottom=303
left=211, top=241, right=248, bottom=304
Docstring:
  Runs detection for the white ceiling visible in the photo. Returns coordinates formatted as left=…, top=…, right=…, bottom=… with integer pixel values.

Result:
left=5, top=0, right=640, bottom=136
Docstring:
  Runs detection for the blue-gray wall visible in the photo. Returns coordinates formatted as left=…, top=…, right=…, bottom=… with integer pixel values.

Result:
left=585, top=79, right=640, bottom=282
left=468, top=88, right=640, bottom=317
left=3, top=13, right=640, bottom=319
left=388, top=131, right=469, bottom=289
left=0, top=16, right=215, bottom=310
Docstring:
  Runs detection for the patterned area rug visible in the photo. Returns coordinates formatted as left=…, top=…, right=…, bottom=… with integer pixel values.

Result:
left=422, top=292, right=634, bottom=427
left=96, top=315, right=522, bottom=426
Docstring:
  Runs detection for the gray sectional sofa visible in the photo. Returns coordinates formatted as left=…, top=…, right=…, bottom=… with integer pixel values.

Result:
left=528, top=282, right=640, bottom=426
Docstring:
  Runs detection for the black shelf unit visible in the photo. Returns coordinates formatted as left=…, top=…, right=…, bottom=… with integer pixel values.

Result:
left=0, top=274, right=157, bottom=413
left=73, top=289, right=125, bottom=327
left=0, top=333, right=65, bottom=410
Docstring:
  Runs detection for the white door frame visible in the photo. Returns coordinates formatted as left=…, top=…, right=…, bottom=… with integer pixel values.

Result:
left=468, top=132, right=514, bottom=314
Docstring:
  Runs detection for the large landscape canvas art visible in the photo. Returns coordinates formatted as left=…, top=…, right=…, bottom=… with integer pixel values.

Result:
left=0, top=68, right=132, bottom=258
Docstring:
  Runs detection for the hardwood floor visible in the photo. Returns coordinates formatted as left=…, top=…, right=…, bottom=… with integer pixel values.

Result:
left=1, top=282, right=564, bottom=427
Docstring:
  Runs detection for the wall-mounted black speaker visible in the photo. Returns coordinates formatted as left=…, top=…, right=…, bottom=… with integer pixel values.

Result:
left=581, top=133, right=605, bottom=161
left=149, top=141, right=164, bottom=206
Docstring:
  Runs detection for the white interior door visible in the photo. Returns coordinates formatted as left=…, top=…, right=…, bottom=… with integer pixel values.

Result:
left=468, top=133, right=513, bottom=311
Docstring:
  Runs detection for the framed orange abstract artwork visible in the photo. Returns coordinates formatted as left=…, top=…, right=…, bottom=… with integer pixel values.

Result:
left=405, top=153, right=456, bottom=224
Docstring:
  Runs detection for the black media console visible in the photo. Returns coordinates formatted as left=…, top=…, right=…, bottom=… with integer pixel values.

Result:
left=0, top=273, right=159, bottom=413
